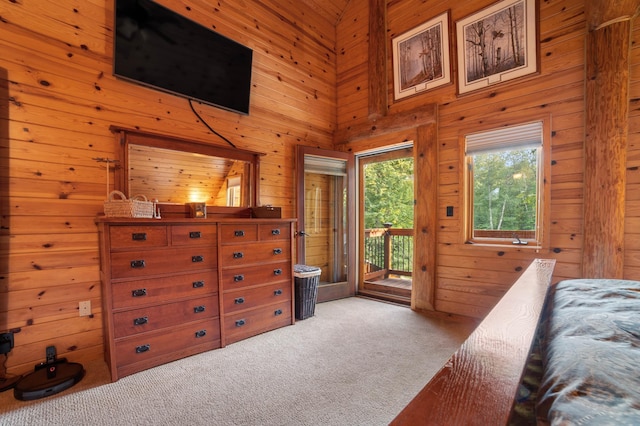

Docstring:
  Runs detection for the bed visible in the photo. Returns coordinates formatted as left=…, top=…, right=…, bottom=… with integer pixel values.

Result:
left=535, top=278, right=640, bottom=425
left=392, top=261, right=640, bottom=425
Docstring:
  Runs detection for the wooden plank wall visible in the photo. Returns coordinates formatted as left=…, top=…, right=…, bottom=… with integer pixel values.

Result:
left=0, top=0, right=336, bottom=375
left=337, top=0, right=640, bottom=318
left=2, top=0, right=638, bottom=376
left=627, top=21, right=640, bottom=279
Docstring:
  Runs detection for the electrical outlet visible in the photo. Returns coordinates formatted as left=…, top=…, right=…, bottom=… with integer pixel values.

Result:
left=79, top=300, right=91, bottom=317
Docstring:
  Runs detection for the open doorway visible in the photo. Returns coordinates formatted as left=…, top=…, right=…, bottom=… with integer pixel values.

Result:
left=357, top=145, right=414, bottom=305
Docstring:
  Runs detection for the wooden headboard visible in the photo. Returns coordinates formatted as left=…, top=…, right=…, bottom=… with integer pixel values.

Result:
left=391, top=258, right=556, bottom=425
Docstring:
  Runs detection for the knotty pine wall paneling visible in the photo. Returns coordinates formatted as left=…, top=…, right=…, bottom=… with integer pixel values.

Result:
left=336, top=0, right=371, bottom=126
left=626, top=20, right=640, bottom=280
left=0, top=0, right=337, bottom=375
left=336, top=0, right=639, bottom=318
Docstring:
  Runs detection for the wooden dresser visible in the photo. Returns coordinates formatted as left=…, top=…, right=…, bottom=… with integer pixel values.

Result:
left=219, top=222, right=294, bottom=344
left=97, top=218, right=296, bottom=381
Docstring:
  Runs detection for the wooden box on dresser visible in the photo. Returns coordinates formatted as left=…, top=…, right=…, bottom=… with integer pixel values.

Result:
left=96, top=218, right=296, bottom=381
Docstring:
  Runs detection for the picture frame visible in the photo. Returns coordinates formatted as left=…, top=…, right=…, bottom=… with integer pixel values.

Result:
left=392, top=11, right=451, bottom=101
left=456, top=0, right=537, bottom=95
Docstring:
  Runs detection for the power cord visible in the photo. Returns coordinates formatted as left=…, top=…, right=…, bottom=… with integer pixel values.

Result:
left=0, top=353, right=21, bottom=392
left=188, top=99, right=237, bottom=149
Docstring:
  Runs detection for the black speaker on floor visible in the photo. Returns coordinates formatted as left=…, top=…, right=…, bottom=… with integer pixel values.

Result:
left=14, top=346, right=84, bottom=401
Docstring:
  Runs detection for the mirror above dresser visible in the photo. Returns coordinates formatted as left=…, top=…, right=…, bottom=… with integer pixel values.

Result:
left=111, top=127, right=263, bottom=217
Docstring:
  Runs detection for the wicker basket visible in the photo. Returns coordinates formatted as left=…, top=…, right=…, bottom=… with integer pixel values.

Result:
left=294, top=265, right=321, bottom=320
left=103, top=191, right=154, bottom=218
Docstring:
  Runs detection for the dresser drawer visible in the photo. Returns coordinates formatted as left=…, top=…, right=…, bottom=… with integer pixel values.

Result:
left=111, top=246, right=217, bottom=279
left=113, top=295, right=219, bottom=339
left=111, top=271, right=217, bottom=310
left=171, top=224, right=217, bottom=246
left=219, top=224, right=258, bottom=242
left=220, top=241, right=290, bottom=266
left=223, top=282, right=291, bottom=315
left=221, top=261, right=291, bottom=290
left=258, top=223, right=290, bottom=241
left=110, top=226, right=168, bottom=250
left=224, top=302, right=292, bottom=345
left=115, top=318, right=220, bottom=368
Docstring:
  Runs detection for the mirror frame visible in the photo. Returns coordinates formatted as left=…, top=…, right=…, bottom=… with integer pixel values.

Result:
left=110, top=126, right=262, bottom=214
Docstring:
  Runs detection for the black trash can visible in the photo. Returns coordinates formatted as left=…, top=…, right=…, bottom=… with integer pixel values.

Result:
left=294, top=264, right=321, bottom=320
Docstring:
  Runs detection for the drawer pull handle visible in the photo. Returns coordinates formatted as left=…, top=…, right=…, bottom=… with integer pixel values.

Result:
left=234, top=274, right=244, bottom=282
left=235, top=319, right=246, bottom=327
left=274, top=268, right=282, bottom=276
left=132, top=233, right=147, bottom=241
left=189, top=231, right=201, bottom=239
left=135, top=344, right=150, bottom=354
left=234, top=297, right=245, bottom=304
left=195, top=329, right=207, bottom=338
left=271, top=229, right=281, bottom=235
left=274, top=309, right=283, bottom=316
left=273, top=248, right=283, bottom=255
left=132, top=288, right=147, bottom=297
left=234, top=230, right=245, bottom=237
left=133, top=316, right=148, bottom=326
left=192, top=255, right=204, bottom=263
left=192, top=280, right=205, bottom=288
left=130, top=259, right=146, bottom=268
left=274, top=289, right=283, bottom=296
left=233, top=252, right=244, bottom=259
left=194, top=305, right=206, bottom=313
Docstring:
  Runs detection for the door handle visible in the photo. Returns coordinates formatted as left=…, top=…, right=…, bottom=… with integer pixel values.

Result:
left=297, top=231, right=307, bottom=237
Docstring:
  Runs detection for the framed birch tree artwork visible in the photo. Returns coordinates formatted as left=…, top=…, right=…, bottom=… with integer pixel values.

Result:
left=456, top=0, right=537, bottom=95
left=392, top=11, right=451, bottom=100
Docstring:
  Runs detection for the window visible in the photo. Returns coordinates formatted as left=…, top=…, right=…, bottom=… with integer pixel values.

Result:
left=226, top=176, right=241, bottom=207
left=465, top=121, right=543, bottom=245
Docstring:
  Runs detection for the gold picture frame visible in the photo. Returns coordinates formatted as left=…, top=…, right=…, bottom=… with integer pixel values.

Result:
left=456, top=0, right=538, bottom=95
left=392, top=11, right=451, bottom=101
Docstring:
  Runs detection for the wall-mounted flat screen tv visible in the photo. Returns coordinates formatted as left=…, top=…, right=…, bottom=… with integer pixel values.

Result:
left=114, top=0, right=252, bottom=115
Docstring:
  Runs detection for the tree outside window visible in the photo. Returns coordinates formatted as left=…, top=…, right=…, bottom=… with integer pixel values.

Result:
left=471, top=148, right=537, bottom=234
left=465, top=121, right=543, bottom=244
left=363, top=157, right=414, bottom=230
left=363, top=155, right=414, bottom=273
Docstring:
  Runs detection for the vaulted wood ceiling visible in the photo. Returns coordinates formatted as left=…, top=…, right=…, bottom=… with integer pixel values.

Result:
left=301, top=0, right=351, bottom=24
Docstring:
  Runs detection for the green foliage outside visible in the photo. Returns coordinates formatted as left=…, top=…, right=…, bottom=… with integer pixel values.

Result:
left=363, top=158, right=414, bottom=272
left=361, top=149, right=537, bottom=272
left=472, top=148, right=538, bottom=231
left=363, top=158, right=414, bottom=229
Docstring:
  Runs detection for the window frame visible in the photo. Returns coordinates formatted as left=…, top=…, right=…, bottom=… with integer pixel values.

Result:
left=226, top=176, right=242, bottom=207
left=462, top=119, right=551, bottom=249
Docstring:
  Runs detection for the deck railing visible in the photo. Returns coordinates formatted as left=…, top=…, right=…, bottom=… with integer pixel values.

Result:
left=364, top=226, right=413, bottom=281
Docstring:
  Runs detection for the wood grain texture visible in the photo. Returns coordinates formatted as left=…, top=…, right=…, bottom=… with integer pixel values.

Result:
left=582, top=1, right=635, bottom=278
left=368, top=0, right=388, bottom=119
left=391, top=259, right=556, bottom=425
left=0, top=0, right=335, bottom=376
left=2, top=0, right=640, bottom=377
left=412, top=123, right=437, bottom=311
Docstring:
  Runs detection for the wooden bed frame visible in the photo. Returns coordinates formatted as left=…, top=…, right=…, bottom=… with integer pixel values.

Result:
left=391, top=258, right=556, bottom=425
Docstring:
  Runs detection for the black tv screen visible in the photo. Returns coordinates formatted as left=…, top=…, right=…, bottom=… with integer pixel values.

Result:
left=114, top=0, right=252, bottom=115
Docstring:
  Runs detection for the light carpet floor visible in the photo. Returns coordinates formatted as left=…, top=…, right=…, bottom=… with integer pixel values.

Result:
left=0, top=297, right=475, bottom=426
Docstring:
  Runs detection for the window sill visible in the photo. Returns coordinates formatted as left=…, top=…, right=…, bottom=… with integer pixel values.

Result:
left=466, top=240, right=548, bottom=252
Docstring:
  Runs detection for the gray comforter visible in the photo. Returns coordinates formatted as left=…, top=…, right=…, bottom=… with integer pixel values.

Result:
left=537, top=278, right=640, bottom=425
